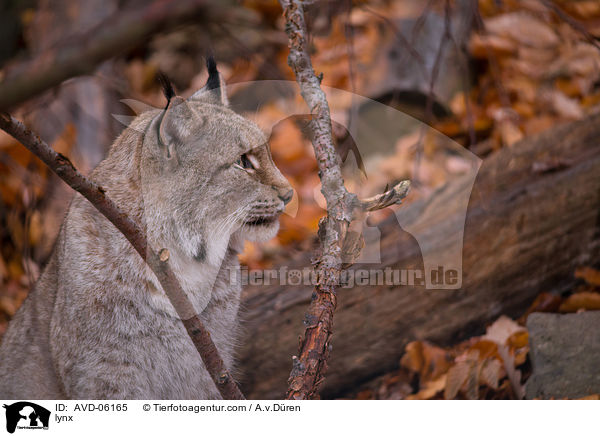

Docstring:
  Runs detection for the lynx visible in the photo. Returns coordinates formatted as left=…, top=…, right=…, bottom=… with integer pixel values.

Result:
left=0, top=58, right=293, bottom=399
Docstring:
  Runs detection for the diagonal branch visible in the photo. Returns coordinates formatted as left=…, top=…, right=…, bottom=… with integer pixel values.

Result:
left=0, top=112, right=245, bottom=400
left=281, top=0, right=410, bottom=399
left=0, top=0, right=244, bottom=112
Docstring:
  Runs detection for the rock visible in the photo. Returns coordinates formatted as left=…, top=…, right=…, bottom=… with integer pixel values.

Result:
left=525, top=312, right=600, bottom=399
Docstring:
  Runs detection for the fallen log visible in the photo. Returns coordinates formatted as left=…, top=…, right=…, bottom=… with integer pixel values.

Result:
left=238, top=113, right=600, bottom=399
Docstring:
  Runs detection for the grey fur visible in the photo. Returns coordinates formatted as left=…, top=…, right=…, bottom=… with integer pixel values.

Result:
left=0, top=78, right=292, bottom=399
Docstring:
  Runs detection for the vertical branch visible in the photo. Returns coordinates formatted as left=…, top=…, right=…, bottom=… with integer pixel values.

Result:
left=281, top=0, right=357, bottom=400
left=280, top=0, right=410, bottom=399
left=0, top=113, right=245, bottom=400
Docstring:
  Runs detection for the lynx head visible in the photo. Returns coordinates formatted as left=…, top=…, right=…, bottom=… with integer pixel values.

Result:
left=139, top=58, right=292, bottom=264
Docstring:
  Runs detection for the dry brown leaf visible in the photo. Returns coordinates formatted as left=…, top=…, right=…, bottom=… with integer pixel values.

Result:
left=468, top=340, right=499, bottom=360
left=28, top=210, right=43, bottom=246
left=507, top=331, right=528, bottom=349
left=548, top=43, right=600, bottom=79
left=478, top=316, right=526, bottom=398
left=444, top=346, right=504, bottom=400
left=559, top=292, right=600, bottom=312
left=407, top=375, right=447, bottom=400
left=485, top=12, right=560, bottom=49
left=497, top=344, right=524, bottom=399
left=504, top=330, right=530, bottom=366
left=555, top=77, right=582, bottom=98
left=542, top=89, right=584, bottom=120
left=0, top=296, right=18, bottom=317
left=505, top=77, right=537, bottom=103
left=496, top=117, right=523, bottom=147
left=400, top=341, right=453, bottom=382
left=463, top=364, right=480, bottom=400
left=469, top=33, right=517, bottom=58
left=575, top=266, right=600, bottom=287
left=400, top=341, right=425, bottom=373
left=517, top=46, right=556, bottom=65
left=483, top=315, right=526, bottom=346
left=0, top=256, right=7, bottom=282
left=480, top=358, right=501, bottom=390
left=444, top=353, right=475, bottom=399
left=566, top=1, right=600, bottom=19
left=520, top=292, right=563, bottom=323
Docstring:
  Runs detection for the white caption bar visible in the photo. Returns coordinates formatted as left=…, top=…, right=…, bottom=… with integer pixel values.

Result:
left=0, top=400, right=596, bottom=435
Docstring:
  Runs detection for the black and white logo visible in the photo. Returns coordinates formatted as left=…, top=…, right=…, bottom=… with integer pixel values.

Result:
left=3, top=402, right=50, bottom=434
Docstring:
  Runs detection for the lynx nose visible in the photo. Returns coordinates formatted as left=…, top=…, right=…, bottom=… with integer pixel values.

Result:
left=279, top=189, right=294, bottom=205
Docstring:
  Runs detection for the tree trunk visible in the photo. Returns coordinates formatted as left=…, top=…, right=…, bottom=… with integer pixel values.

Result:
left=238, top=113, right=600, bottom=399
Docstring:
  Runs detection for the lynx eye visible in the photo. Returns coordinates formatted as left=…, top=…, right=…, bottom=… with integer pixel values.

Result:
left=234, top=153, right=256, bottom=171
left=241, top=154, right=253, bottom=169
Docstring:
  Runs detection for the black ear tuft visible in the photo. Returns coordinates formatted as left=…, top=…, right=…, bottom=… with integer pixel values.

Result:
left=157, top=72, right=175, bottom=110
left=205, top=56, right=220, bottom=91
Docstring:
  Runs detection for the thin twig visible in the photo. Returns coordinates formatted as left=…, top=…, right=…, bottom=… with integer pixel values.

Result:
left=359, top=180, right=410, bottom=213
left=415, top=0, right=453, bottom=181
left=411, top=0, right=438, bottom=46
left=0, top=112, right=245, bottom=400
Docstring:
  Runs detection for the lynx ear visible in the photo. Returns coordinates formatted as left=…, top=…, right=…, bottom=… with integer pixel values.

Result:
left=188, top=56, right=229, bottom=106
left=154, top=71, right=200, bottom=158
left=157, top=72, right=175, bottom=109
left=156, top=95, right=195, bottom=160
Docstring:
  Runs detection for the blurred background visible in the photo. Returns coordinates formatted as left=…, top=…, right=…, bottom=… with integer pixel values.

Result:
left=1, top=0, right=600, bottom=399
